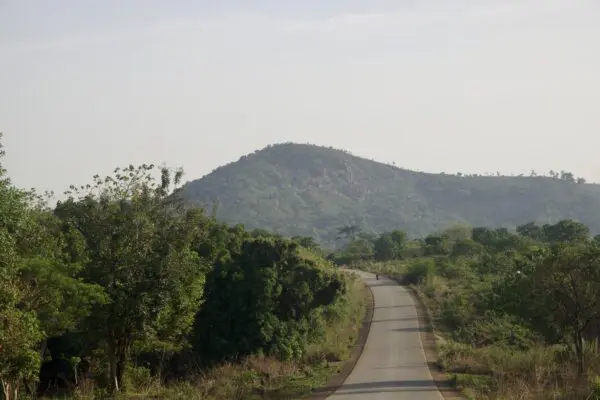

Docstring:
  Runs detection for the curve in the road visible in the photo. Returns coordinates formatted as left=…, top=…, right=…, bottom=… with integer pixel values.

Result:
left=326, top=270, right=447, bottom=400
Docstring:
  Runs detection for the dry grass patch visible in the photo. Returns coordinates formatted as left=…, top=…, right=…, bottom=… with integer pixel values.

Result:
left=440, top=341, right=600, bottom=400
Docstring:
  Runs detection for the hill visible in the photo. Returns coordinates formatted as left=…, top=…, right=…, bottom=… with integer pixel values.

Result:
left=181, top=143, right=600, bottom=246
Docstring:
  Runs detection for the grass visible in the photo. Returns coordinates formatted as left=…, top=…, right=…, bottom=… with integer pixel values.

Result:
left=51, top=272, right=367, bottom=400
left=440, top=341, right=600, bottom=400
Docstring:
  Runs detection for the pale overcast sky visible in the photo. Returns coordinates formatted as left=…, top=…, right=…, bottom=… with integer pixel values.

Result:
left=1, top=0, right=599, bottom=196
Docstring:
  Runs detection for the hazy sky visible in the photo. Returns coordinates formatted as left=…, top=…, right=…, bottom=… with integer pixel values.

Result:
left=2, top=0, right=599, bottom=196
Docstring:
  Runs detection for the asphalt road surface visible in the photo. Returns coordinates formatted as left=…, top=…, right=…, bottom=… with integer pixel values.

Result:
left=327, top=270, right=445, bottom=400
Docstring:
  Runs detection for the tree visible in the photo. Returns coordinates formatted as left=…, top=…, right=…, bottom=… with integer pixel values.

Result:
left=0, top=137, right=36, bottom=400
left=194, top=237, right=343, bottom=364
left=542, top=220, right=590, bottom=243
left=0, top=181, right=44, bottom=400
left=373, top=230, right=406, bottom=261
left=292, top=236, right=320, bottom=250
left=506, top=243, right=600, bottom=376
left=471, top=227, right=496, bottom=247
left=423, top=234, right=452, bottom=255
left=17, top=208, right=107, bottom=344
left=452, top=238, right=484, bottom=257
left=516, top=222, right=544, bottom=241
left=444, top=225, right=472, bottom=242
left=560, top=171, right=575, bottom=182
left=54, top=165, right=207, bottom=392
left=373, top=233, right=398, bottom=261
left=336, top=225, right=361, bottom=241
left=0, top=136, right=106, bottom=400
left=341, top=237, right=374, bottom=262
left=472, top=227, right=524, bottom=252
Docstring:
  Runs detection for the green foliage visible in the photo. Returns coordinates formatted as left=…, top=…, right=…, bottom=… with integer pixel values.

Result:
left=0, top=135, right=97, bottom=399
left=180, top=143, right=600, bottom=247
left=347, top=218, right=600, bottom=398
left=454, top=312, right=541, bottom=350
left=54, top=164, right=208, bottom=392
left=373, top=230, right=406, bottom=261
left=0, top=138, right=362, bottom=399
left=404, top=259, right=437, bottom=285
left=194, top=237, right=345, bottom=365
left=8, top=135, right=600, bottom=399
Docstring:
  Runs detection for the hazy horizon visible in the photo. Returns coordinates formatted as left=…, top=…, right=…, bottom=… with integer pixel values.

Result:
left=2, top=0, right=599, bottom=196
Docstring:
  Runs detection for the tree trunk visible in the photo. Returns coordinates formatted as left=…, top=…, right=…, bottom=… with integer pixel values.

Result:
left=1, top=380, right=9, bottom=400
left=39, top=340, right=47, bottom=361
left=574, top=331, right=585, bottom=377
left=108, top=340, right=119, bottom=393
left=1, top=379, right=18, bottom=400
left=108, top=333, right=131, bottom=393
left=158, top=349, right=166, bottom=382
left=116, top=355, right=126, bottom=392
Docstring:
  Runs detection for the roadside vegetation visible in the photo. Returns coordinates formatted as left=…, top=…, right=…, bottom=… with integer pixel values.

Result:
left=0, top=136, right=366, bottom=400
left=331, top=222, right=600, bottom=399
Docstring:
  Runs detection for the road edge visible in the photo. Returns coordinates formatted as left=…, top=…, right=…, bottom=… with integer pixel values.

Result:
left=309, top=278, right=375, bottom=399
left=403, top=281, right=464, bottom=399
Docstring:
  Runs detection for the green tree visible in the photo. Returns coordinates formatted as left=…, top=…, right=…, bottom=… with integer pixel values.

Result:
left=55, top=165, right=206, bottom=392
left=502, top=243, right=600, bottom=376
left=195, top=237, right=343, bottom=364
left=516, top=222, right=544, bottom=241
left=336, top=225, right=361, bottom=241
left=472, top=227, right=524, bottom=252
left=423, top=234, right=452, bottom=255
left=292, top=236, right=320, bottom=250
left=342, top=237, right=374, bottom=262
left=373, top=234, right=396, bottom=261
left=451, top=238, right=484, bottom=257
left=373, top=230, right=406, bottom=261
left=0, top=136, right=105, bottom=400
left=542, top=220, right=590, bottom=244
left=534, top=244, right=600, bottom=375
left=0, top=178, right=44, bottom=400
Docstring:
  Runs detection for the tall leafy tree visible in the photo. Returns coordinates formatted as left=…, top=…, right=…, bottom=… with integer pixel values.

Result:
left=516, top=222, right=544, bottom=241
left=0, top=136, right=105, bottom=400
left=55, top=164, right=207, bottom=392
left=0, top=146, right=43, bottom=400
left=373, top=230, right=406, bottom=261
left=542, top=220, right=590, bottom=244
left=195, top=237, right=343, bottom=364
left=500, top=243, right=600, bottom=376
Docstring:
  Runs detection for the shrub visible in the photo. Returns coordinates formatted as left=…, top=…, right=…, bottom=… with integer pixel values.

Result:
left=404, top=259, right=436, bottom=284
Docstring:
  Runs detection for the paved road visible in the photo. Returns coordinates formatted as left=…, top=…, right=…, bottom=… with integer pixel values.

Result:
left=327, top=270, right=445, bottom=399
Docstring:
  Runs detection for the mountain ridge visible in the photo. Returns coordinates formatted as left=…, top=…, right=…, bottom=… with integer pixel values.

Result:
left=181, top=142, right=600, bottom=246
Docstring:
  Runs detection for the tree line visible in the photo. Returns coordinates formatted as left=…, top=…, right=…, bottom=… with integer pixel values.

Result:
left=438, top=169, right=586, bottom=183
left=332, top=219, right=600, bottom=397
left=0, top=137, right=350, bottom=400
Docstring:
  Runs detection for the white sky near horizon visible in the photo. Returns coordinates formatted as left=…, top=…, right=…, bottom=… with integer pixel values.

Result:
left=1, top=0, right=600, bottom=197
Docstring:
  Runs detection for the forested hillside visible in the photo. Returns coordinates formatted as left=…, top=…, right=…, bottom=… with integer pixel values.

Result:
left=333, top=220, right=600, bottom=399
left=181, top=143, right=600, bottom=246
left=0, top=136, right=366, bottom=400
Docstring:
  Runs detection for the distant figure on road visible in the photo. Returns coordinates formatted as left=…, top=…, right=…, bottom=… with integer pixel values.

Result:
left=376, top=273, right=379, bottom=280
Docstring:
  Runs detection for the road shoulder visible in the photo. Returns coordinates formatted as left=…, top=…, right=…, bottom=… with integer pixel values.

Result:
left=309, top=280, right=375, bottom=399
left=406, top=284, right=464, bottom=399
